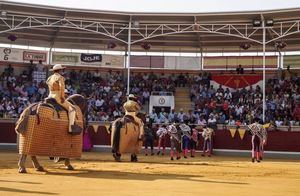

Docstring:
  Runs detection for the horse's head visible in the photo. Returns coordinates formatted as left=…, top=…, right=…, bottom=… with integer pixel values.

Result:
left=67, top=94, right=88, bottom=128
left=67, top=94, right=88, bottom=115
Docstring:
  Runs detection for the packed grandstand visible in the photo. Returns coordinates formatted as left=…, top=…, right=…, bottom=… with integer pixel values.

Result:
left=0, top=61, right=299, bottom=127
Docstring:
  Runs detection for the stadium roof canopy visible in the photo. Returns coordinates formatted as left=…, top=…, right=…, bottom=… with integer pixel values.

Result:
left=0, top=1, right=300, bottom=53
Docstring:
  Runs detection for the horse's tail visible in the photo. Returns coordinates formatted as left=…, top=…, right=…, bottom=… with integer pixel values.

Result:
left=111, top=118, right=122, bottom=153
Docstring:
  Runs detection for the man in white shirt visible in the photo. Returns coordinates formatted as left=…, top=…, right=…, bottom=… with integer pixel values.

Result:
left=95, top=98, right=104, bottom=109
left=142, top=89, right=150, bottom=102
left=113, top=109, right=122, bottom=118
left=168, top=109, right=175, bottom=123
left=104, top=85, right=111, bottom=93
left=38, top=86, right=46, bottom=97
left=177, top=109, right=185, bottom=123
left=101, top=113, right=109, bottom=121
left=215, top=89, right=223, bottom=100
left=235, top=105, right=244, bottom=116
left=36, top=60, right=45, bottom=72
left=142, top=74, right=149, bottom=81
left=207, top=114, right=217, bottom=127
left=150, top=109, right=158, bottom=123
left=197, top=115, right=207, bottom=126
left=224, top=88, right=232, bottom=100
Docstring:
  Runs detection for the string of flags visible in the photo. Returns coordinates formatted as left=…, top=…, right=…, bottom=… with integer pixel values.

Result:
left=89, top=124, right=111, bottom=134
left=228, top=123, right=270, bottom=140
left=229, top=128, right=246, bottom=139
left=88, top=123, right=269, bottom=139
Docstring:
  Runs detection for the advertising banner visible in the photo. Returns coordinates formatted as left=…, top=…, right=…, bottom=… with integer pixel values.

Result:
left=23, top=51, right=47, bottom=62
left=52, top=52, right=124, bottom=67
left=52, top=52, right=79, bottom=65
left=283, top=55, right=300, bottom=68
left=0, top=47, right=23, bottom=62
left=80, top=53, right=102, bottom=63
left=164, top=56, right=201, bottom=70
left=102, top=54, right=124, bottom=68
left=203, top=56, right=278, bottom=69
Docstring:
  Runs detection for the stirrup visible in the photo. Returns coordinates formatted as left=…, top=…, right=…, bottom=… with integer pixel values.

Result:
left=69, top=124, right=83, bottom=135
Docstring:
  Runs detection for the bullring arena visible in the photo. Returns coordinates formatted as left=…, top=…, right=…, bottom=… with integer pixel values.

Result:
left=0, top=0, right=300, bottom=195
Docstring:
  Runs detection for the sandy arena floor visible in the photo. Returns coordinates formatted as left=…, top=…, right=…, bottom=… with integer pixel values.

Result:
left=0, top=150, right=299, bottom=196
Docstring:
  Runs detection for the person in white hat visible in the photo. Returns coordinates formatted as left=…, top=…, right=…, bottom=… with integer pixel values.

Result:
left=46, top=64, right=79, bottom=133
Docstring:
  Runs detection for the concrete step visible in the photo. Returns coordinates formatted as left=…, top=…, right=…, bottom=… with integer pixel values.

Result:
left=174, top=87, right=193, bottom=113
left=175, top=97, right=191, bottom=101
left=175, top=102, right=192, bottom=106
left=175, top=104, right=192, bottom=108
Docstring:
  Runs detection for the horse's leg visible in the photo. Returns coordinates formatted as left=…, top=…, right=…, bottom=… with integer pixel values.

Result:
left=54, top=157, right=65, bottom=163
left=18, top=154, right=27, bottom=173
left=64, top=158, right=74, bottom=170
left=112, top=120, right=122, bottom=162
left=31, top=156, right=45, bottom=172
left=113, top=152, right=121, bottom=162
left=130, top=153, right=138, bottom=162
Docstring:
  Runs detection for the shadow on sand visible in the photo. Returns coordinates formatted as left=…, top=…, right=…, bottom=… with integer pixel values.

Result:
left=45, top=168, right=248, bottom=185
left=0, top=179, right=41, bottom=185
left=0, top=187, right=57, bottom=195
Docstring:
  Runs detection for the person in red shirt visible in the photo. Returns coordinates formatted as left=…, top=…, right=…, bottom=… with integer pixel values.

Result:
left=209, top=98, right=216, bottom=110
left=223, top=100, right=229, bottom=116
left=293, top=103, right=300, bottom=121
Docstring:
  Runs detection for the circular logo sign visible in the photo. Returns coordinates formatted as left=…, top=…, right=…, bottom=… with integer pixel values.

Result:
left=158, top=98, right=165, bottom=105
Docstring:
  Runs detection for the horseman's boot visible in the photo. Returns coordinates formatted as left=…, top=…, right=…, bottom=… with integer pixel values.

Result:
left=131, top=154, right=138, bottom=162
left=65, top=158, right=74, bottom=170
left=18, top=154, right=27, bottom=173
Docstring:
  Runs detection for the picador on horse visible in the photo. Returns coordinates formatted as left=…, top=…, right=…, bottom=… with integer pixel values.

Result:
left=16, top=64, right=87, bottom=173
left=111, top=94, right=144, bottom=162
left=46, top=64, right=82, bottom=133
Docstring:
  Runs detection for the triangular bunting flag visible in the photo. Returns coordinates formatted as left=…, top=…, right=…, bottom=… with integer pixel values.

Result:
left=104, top=124, right=111, bottom=134
left=92, top=124, right=99, bottom=133
left=238, top=129, right=246, bottom=140
left=229, top=128, right=236, bottom=138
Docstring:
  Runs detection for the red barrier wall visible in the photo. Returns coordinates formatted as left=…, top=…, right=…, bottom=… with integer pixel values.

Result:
left=1, top=122, right=300, bottom=152
left=0, top=122, right=17, bottom=143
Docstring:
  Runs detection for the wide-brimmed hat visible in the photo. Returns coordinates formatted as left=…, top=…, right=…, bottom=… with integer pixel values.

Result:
left=50, top=64, right=66, bottom=71
left=128, top=94, right=136, bottom=98
left=128, top=94, right=138, bottom=100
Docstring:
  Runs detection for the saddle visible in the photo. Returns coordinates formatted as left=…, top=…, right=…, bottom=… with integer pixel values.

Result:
left=15, top=98, right=69, bottom=134
left=123, top=115, right=139, bottom=126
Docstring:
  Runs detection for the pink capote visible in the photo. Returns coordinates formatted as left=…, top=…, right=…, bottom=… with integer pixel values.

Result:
left=82, top=129, right=92, bottom=151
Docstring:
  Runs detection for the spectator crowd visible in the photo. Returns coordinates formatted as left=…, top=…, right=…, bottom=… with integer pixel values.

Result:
left=0, top=63, right=299, bottom=127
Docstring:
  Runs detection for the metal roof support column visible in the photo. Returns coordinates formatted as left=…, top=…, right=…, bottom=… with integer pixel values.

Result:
left=126, top=16, right=132, bottom=97
left=48, top=48, right=52, bottom=65
left=200, top=50, right=203, bottom=71
left=262, top=21, right=266, bottom=123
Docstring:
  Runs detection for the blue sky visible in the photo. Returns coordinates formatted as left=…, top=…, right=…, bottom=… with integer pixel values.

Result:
left=4, top=0, right=300, bottom=13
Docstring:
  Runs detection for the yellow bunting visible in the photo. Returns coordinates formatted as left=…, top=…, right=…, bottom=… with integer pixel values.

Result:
left=263, top=123, right=270, bottom=129
left=104, top=124, right=111, bottom=134
left=92, top=124, right=99, bottom=133
left=238, top=129, right=246, bottom=140
left=229, top=128, right=236, bottom=138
